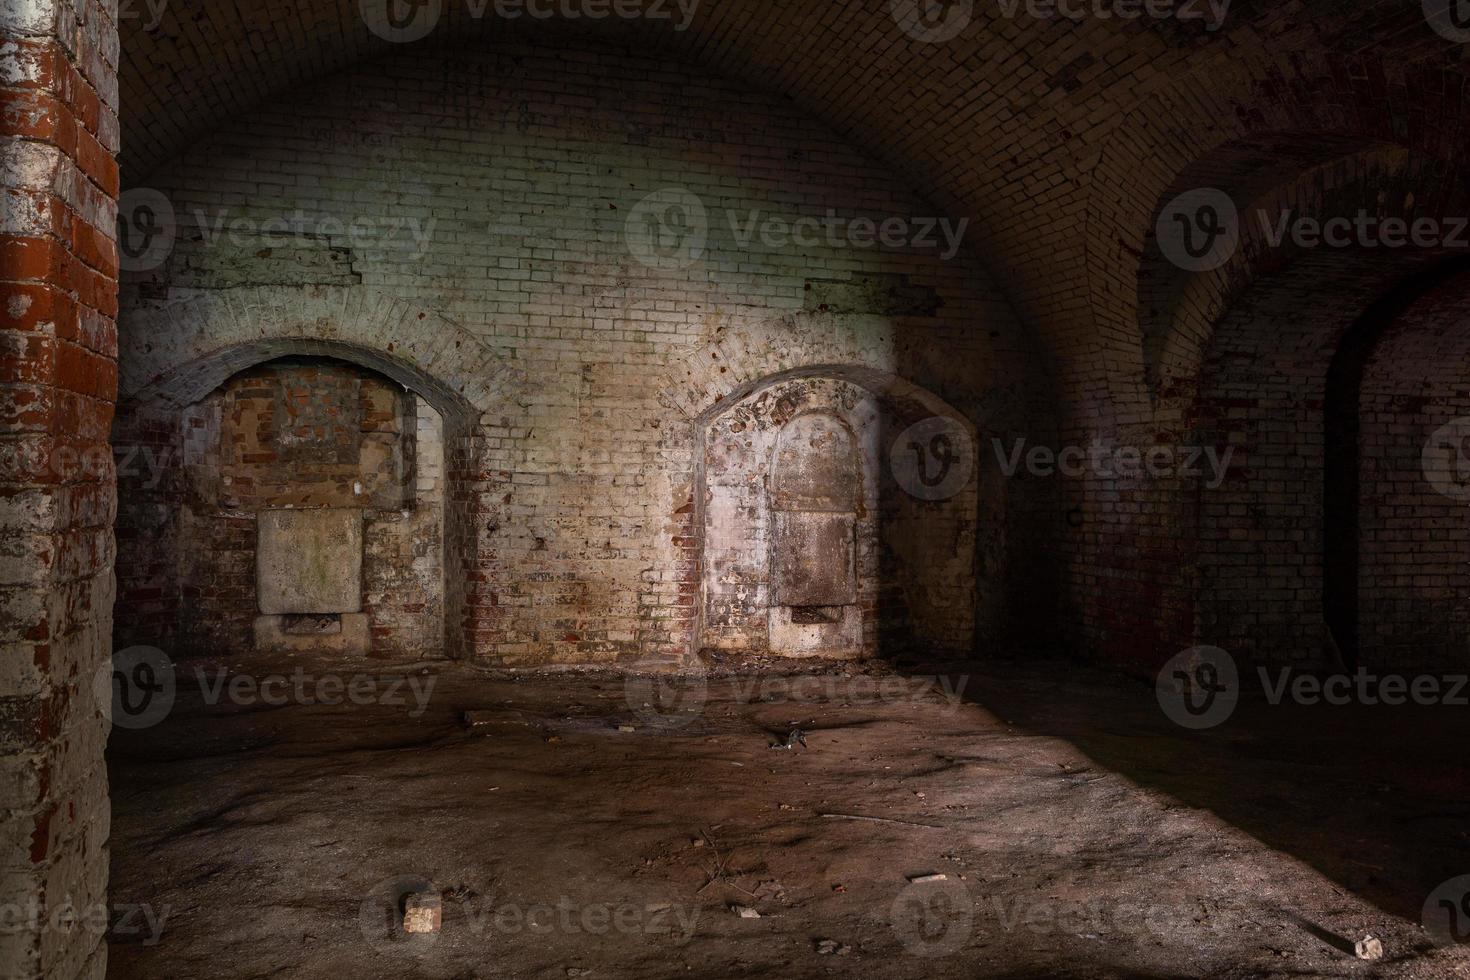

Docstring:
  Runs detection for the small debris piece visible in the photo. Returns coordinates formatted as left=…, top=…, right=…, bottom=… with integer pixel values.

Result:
left=617, top=724, right=636, bottom=733
left=754, top=880, right=787, bottom=903
left=770, top=729, right=808, bottom=751
left=731, top=905, right=761, bottom=918
left=814, top=939, right=851, bottom=955
left=907, top=873, right=948, bottom=884
left=831, top=884, right=846, bottom=893
left=567, top=969, right=592, bottom=978
left=545, top=735, right=562, bottom=744
left=462, top=711, right=496, bottom=729
left=1355, top=936, right=1384, bottom=961
left=402, top=893, right=442, bottom=934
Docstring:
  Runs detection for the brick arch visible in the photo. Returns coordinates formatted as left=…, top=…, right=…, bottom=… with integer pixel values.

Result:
left=1082, top=50, right=1470, bottom=415
left=1144, top=143, right=1468, bottom=400
left=657, top=315, right=976, bottom=437
left=118, top=285, right=520, bottom=418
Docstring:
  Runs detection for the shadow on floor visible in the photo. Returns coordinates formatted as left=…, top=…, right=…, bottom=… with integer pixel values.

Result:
left=916, top=652, right=1470, bottom=926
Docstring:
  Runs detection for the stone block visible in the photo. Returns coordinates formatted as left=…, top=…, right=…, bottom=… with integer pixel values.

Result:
left=770, top=511, right=857, bottom=607
left=403, top=893, right=442, bottom=935
left=256, top=509, right=363, bottom=615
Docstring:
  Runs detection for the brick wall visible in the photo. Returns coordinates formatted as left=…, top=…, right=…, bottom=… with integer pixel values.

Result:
left=1, top=0, right=118, bottom=977
left=117, top=40, right=1052, bottom=666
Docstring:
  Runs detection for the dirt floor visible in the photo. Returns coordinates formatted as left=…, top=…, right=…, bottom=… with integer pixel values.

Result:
left=105, top=651, right=1470, bottom=979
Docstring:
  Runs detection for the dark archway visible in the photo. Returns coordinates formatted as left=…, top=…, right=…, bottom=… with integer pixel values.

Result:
left=1323, top=257, right=1470, bottom=670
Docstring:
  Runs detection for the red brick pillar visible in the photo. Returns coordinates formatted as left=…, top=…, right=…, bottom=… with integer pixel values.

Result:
left=1, top=1, right=119, bottom=977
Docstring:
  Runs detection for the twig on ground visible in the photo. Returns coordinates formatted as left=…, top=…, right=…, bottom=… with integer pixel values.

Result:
left=819, top=813, right=945, bottom=830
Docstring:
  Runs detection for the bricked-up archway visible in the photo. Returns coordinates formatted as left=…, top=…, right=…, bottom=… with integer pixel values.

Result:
left=688, top=365, right=983, bottom=661
left=114, top=288, right=521, bottom=663
left=660, top=321, right=1009, bottom=659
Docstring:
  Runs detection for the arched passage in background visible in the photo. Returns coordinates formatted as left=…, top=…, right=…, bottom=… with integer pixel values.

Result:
left=1118, top=128, right=1470, bottom=669
left=1324, top=260, right=1470, bottom=671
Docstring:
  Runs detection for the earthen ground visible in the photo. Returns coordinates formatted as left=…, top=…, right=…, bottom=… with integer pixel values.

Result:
left=106, top=653, right=1470, bottom=979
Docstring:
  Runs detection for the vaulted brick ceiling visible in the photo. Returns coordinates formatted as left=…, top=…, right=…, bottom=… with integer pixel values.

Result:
left=120, top=0, right=1469, bottom=392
